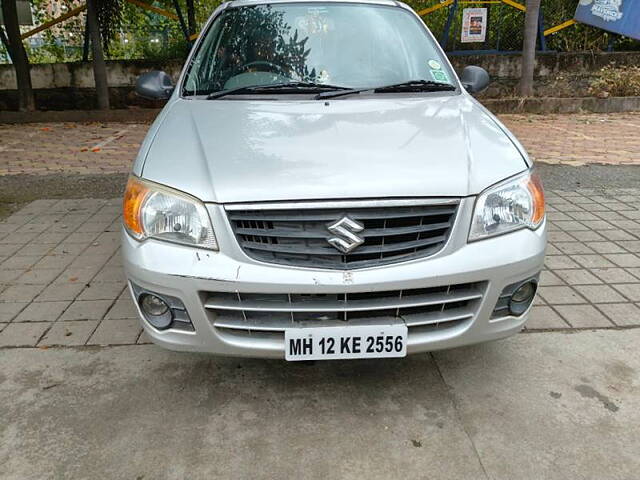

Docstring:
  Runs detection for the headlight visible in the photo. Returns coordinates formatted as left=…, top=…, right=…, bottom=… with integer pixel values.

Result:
left=123, top=176, right=218, bottom=250
left=469, top=170, right=545, bottom=241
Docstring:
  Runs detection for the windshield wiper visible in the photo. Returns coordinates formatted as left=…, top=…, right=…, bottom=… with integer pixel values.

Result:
left=207, top=82, right=351, bottom=100
left=316, top=79, right=456, bottom=100
left=375, top=79, right=456, bottom=93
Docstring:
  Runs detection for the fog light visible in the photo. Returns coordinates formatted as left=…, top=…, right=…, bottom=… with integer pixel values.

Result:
left=139, top=293, right=172, bottom=329
left=509, top=281, right=537, bottom=316
left=140, top=294, right=169, bottom=316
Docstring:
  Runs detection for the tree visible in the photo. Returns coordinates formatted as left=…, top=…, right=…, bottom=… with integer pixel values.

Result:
left=86, top=0, right=109, bottom=109
left=86, top=0, right=123, bottom=110
left=0, top=0, right=35, bottom=111
left=519, top=0, right=541, bottom=97
left=186, top=0, right=196, bottom=37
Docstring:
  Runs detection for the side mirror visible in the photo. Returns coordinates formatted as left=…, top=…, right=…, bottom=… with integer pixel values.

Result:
left=135, top=70, right=174, bottom=100
left=460, top=66, right=490, bottom=94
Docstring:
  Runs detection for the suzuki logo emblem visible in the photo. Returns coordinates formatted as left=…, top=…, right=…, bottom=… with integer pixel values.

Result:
left=326, top=216, right=365, bottom=253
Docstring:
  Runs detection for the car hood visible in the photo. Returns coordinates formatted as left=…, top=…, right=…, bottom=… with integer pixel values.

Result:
left=140, top=94, right=527, bottom=203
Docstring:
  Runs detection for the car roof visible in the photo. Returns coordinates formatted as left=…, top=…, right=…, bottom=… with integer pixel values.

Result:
left=227, top=0, right=400, bottom=8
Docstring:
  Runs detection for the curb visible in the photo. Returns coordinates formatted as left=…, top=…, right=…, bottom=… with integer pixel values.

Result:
left=1, top=96, right=639, bottom=123
left=482, top=96, right=640, bottom=114
left=0, top=108, right=161, bottom=124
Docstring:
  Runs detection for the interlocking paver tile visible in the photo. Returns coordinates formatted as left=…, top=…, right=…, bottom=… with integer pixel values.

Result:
left=570, top=255, right=616, bottom=269
left=604, top=253, right=640, bottom=268
left=597, top=303, right=640, bottom=327
left=555, top=305, right=614, bottom=328
left=539, top=271, right=564, bottom=286
left=612, top=284, right=640, bottom=302
left=13, top=301, right=70, bottom=322
left=33, top=254, right=76, bottom=270
left=554, top=221, right=589, bottom=231
left=87, top=319, right=141, bottom=345
left=137, top=330, right=152, bottom=344
left=567, top=212, right=601, bottom=221
left=585, top=242, right=626, bottom=254
left=55, top=266, right=100, bottom=285
left=571, top=230, right=607, bottom=242
left=538, top=286, right=586, bottom=305
left=16, top=243, right=56, bottom=256
left=554, top=269, right=602, bottom=285
left=15, top=269, right=62, bottom=285
left=60, top=300, right=113, bottom=321
left=77, top=282, right=125, bottom=301
left=573, top=285, right=627, bottom=304
left=555, top=242, right=595, bottom=255
left=0, top=269, right=24, bottom=283
left=0, top=285, right=45, bottom=303
left=617, top=241, right=640, bottom=252
left=544, top=256, right=581, bottom=269
left=0, top=302, right=28, bottom=322
left=63, top=232, right=100, bottom=244
left=0, top=322, right=49, bottom=347
left=91, top=266, right=125, bottom=283
left=104, top=296, right=137, bottom=320
left=30, top=233, right=69, bottom=244
left=599, top=230, right=638, bottom=241
left=526, top=306, right=569, bottom=330
left=545, top=244, right=561, bottom=255
left=36, top=282, right=86, bottom=302
left=591, top=268, right=639, bottom=284
left=0, top=244, right=24, bottom=257
left=547, top=231, right=576, bottom=242
left=38, top=320, right=99, bottom=346
left=50, top=243, right=87, bottom=256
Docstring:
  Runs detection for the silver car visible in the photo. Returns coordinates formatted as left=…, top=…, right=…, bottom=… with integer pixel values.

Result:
left=123, top=0, right=546, bottom=360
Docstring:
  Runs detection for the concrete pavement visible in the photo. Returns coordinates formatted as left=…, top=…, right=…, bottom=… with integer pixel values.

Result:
left=1, top=329, right=637, bottom=480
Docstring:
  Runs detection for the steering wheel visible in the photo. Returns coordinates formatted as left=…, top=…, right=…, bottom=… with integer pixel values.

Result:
left=236, top=60, right=288, bottom=77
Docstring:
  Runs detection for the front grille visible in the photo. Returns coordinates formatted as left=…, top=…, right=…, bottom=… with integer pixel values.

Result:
left=204, top=282, right=485, bottom=333
left=227, top=201, right=459, bottom=269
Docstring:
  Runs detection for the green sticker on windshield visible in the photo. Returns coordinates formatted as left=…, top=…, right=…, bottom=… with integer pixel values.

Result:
left=430, top=69, right=449, bottom=83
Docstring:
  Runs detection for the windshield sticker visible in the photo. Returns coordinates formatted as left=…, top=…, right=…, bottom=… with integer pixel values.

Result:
left=430, top=70, right=449, bottom=83
left=428, top=60, right=442, bottom=70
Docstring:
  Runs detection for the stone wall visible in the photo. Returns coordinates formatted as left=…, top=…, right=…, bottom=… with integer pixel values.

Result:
left=0, top=52, right=638, bottom=110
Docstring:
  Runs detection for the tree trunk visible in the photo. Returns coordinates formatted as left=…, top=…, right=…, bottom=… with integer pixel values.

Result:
left=1, top=0, right=35, bottom=111
left=86, top=0, right=110, bottom=110
left=519, top=0, right=541, bottom=97
left=186, top=0, right=197, bottom=37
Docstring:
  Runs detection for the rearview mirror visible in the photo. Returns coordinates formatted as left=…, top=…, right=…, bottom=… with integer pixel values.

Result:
left=135, top=71, right=174, bottom=100
left=460, top=66, right=490, bottom=94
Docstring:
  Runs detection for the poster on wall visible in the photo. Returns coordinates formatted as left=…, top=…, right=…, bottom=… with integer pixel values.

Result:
left=461, top=8, right=488, bottom=43
left=574, top=0, right=640, bottom=41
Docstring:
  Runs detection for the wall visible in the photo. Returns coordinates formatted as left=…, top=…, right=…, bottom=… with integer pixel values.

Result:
left=0, top=52, right=639, bottom=110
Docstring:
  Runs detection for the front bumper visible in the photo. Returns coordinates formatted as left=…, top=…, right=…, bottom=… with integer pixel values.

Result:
left=122, top=198, right=547, bottom=359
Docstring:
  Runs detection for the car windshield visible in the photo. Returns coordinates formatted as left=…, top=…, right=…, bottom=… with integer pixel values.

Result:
left=182, top=2, right=455, bottom=96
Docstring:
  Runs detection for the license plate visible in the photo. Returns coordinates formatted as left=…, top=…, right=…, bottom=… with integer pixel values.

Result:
left=285, top=324, right=407, bottom=361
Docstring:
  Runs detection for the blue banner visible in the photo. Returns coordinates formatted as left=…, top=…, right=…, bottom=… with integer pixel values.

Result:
left=574, top=0, right=640, bottom=40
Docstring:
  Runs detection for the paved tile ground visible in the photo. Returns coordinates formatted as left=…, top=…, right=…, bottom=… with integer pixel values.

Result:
left=0, top=122, right=145, bottom=175
left=1, top=112, right=639, bottom=175
left=1, top=191, right=640, bottom=347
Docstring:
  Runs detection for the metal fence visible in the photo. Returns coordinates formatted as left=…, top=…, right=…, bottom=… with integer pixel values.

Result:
left=418, top=0, right=640, bottom=54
